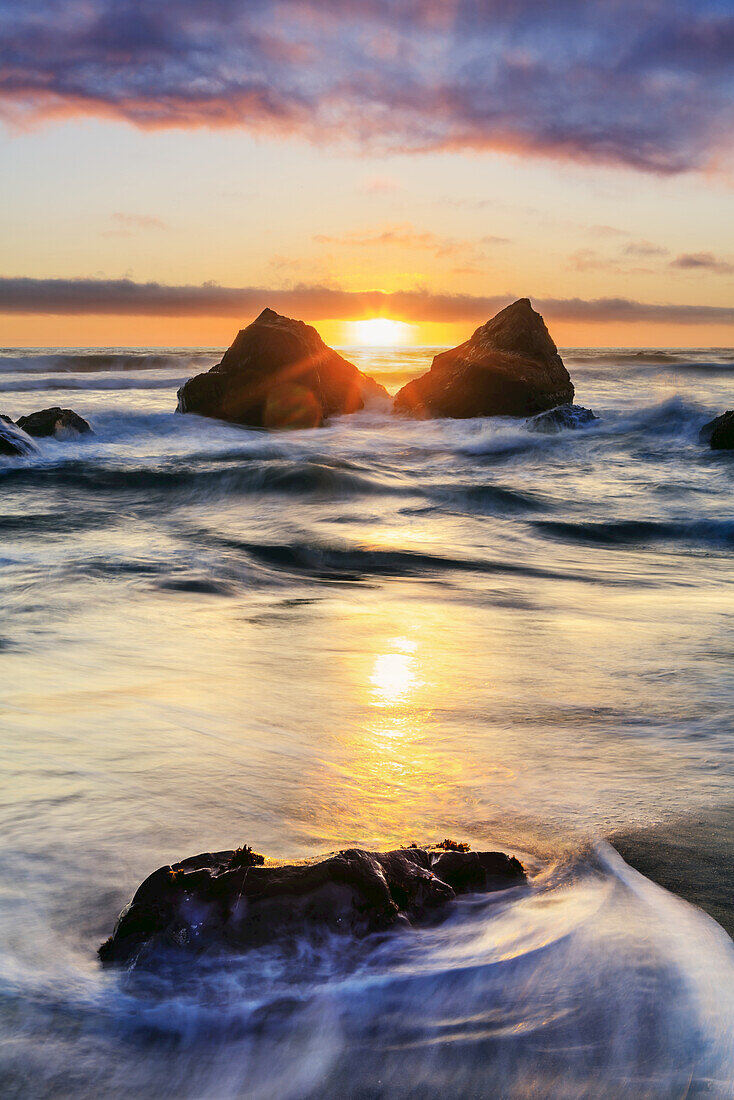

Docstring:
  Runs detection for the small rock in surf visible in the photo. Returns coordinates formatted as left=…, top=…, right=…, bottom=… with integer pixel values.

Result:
left=0, top=417, right=38, bottom=457
left=526, top=404, right=598, bottom=433
left=393, top=298, right=574, bottom=419
left=99, top=842, right=526, bottom=965
left=16, top=407, right=93, bottom=439
left=177, top=308, right=389, bottom=429
left=699, top=410, right=734, bottom=450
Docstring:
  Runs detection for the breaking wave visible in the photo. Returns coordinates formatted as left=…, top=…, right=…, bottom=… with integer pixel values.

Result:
left=2, top=845, right=732, bottom=1099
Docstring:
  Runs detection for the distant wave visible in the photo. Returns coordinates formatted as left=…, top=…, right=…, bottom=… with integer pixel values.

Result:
left=567, top=350, right=682, bottom=365
left=0, top=455, right=406, bottom=501
left=0, top=352, right=218, bottom=374
left=200, top=534, right=584, bottom=585
left=567, top=349, right=734, bottom=370
left=534, top=517, right=734, bottom=548
left=0, top=374, right=189, bottom=392
left=427, top=481, right=548, bottom=515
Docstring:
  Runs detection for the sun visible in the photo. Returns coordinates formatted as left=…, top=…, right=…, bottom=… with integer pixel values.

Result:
left=346, top=317, right=414, bottom=346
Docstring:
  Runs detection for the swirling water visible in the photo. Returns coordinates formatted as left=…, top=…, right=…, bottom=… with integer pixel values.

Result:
left=1, top=345, right=733, bottom=1098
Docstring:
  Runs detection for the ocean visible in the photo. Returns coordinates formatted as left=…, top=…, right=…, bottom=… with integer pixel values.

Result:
left=1, top=344, right=733, bottom=1098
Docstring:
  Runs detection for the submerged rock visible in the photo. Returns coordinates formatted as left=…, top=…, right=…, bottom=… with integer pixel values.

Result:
left=699, top=410, right=734, bottom=450
left=177, top=308, right=389, bottom=429
left=17, top=406, right=92, bottom=438
left=99, top=842, right=526, bottom=966
left=526, top=404, right=598, bottom=433
left=394, top=298, right=574, bottom=419
left=0, top=417, right=38, bottom=457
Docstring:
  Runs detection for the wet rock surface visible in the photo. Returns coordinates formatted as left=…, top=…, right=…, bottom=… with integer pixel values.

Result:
left=699, top=410, right=734, bottom=449
left=0, top=417, right=38, bottom=456
left=100, top=842, right=526, bottom=966
left=177, top=308, right=389, bottom=429
left=394, top=298, right=574, bottom=419
left=527, top=404, right=598, bottom=433
left=16, top=406, right=93, bottom=438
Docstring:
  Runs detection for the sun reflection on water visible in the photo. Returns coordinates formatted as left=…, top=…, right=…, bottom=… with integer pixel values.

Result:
left=370, top=637, right=419, bottom=706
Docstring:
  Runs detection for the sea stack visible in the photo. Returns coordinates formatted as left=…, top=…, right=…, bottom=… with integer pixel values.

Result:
left=394, top=298, right=574, bottom=419
left=177, top=308, right=389, bottom=429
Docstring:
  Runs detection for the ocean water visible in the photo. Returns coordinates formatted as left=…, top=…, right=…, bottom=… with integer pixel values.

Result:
left=1, top=345, right=733, bottom=1098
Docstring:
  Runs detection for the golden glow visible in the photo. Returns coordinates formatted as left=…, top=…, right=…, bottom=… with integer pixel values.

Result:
left=346, top=317, right=415, bottom=346
left=5, top=313, right=734, bottom=350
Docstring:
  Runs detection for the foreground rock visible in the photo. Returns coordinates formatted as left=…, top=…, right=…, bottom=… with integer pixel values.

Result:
left=177, top=308, right=389, bottom=429
left=527, top=404, right=598, bottom=433
left=394, top=298, right=574, bottom=419
left=699, top=410, right=734, bottom=450
left=16, top=406, right=92, bottom=438
left=0, top=416, right=38, bottom=457
left=99, top=841, right=526, bottom=965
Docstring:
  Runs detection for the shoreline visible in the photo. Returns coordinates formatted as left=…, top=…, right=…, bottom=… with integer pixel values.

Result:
left=611, top=805, right=734, bottom=938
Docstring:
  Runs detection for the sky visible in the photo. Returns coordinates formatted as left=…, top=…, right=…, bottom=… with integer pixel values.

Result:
left=1, top=0, right=733, bottom=347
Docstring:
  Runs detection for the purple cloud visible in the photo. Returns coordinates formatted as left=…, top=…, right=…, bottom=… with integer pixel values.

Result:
left=672, top=252, right=734, bottom=274
left=623, top=241, right=669, bottom=258
left=1, top=276, right=733, bottom=326
left=0, top=1, right=732, bottom=173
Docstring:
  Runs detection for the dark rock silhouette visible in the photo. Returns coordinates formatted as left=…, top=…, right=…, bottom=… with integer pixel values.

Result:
left=699, top=410, right=734, bottom=450
left=0, top=417, right=37, bottom=457
left=177, top=308, right=389, bottom=429
left=394, top=299, right=574, bottom=419
left=17, top=407, right=92, bottom=438
left=99, top=843, right=526, bottom=965
left=527, top=404, right=598, bottom=433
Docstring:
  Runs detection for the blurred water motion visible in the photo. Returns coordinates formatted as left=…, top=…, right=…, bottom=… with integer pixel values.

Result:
left=1, top=344, right=733, bottom=1096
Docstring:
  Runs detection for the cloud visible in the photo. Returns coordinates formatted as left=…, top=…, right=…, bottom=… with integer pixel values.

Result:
left=567, top=248, right=612, bottom=272
left=102, top=212, right=169, bottom=236
left=0, top=1, right=732, bottom=174
left=623, top=240, right=668, bottom=257
left=111, top=212, right=168, bottom=230
left=589, top=225, right=629, bottom=238
left=568, top=239, right=669, bottom=272
left=313, top=223, right=507, bottom=259
left=361, top=175, right=401, bottom=194
left=671, top=251, right=734, bottom=274
left=2, top=275, right=733, bottom=326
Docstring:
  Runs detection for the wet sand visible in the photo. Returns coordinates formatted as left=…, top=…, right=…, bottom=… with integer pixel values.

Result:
left=612, top=805, right=734, bottom=938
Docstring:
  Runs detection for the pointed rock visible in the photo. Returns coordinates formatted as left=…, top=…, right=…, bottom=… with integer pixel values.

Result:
left=394, top=298, right=574, bottom=419
left=177, top=310, right=389, bottom=429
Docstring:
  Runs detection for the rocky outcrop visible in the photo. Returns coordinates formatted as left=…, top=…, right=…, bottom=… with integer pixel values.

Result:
left=177, top=309, right=389, bottom=429
left=99, top=841, right=526, bottom=965
left=394, top=299, right=574, bottom=419
left=16, top=407, right=92, bottom=438
left=699, top=410, right=734, bottom=450
left=527, top=404, right=598, bottom=433
left=0, top=417, right=37, bottom=457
